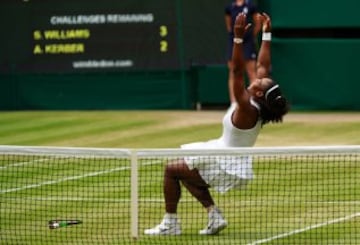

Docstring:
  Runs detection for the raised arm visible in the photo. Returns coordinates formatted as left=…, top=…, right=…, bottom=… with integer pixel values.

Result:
left=231, top=13, right=251, bottom=103
left=256, top=13, right=272, bottom=79
left=231, top=13, right=260, bottom=128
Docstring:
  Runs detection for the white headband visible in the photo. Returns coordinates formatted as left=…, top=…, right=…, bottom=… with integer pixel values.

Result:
left=265, top=84, right=279, bottom=100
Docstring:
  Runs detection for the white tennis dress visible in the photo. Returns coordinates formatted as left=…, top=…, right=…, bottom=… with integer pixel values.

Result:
left=181, top=100, right=261, bottom=193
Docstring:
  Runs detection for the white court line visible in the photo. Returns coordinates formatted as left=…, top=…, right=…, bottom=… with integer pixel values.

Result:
left=3, top=197, right=360, bottom=206
left=247, top=212, right=360, bottom=245
left=3, top=197, right=179, bottom=203
left=0, top=166, right=130, bottom=194
left=0, top=157, right=160, bottom=170
left=0, top=159, right=162, bottom=194
left=0, top=158, right=51, bottom=170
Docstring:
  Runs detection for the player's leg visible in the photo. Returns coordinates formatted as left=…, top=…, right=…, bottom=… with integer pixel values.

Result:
left=171, top=160, right=227, bottom=235
left=144, top=160, right=186, bottom=235
left=144, top=159, right=227, bottom=235
left=178, top=169, right=228, bottom=235
left=165, top=159, right=214, bottom=210
left=144, top=159, right=208, bottom=235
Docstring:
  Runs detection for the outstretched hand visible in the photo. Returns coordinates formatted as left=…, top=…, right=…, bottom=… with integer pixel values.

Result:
left=260, top=13, right=272, bottom=32
left=233, top=13, right=251, bottom=38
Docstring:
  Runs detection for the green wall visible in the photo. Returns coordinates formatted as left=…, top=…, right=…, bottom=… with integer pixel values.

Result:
left=0, top=71, right=190, bottom=110
left=193, top=38, right=360, bottom=110
left=272, top=39, right=360, bottom=110
left=258, top=0, right=360, bottom=28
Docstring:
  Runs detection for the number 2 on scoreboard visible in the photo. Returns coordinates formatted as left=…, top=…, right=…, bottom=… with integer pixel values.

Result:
left=160, top=41, right=168, bottom=53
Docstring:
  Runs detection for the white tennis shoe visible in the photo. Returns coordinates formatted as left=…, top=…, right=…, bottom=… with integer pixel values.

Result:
left=144, top=215, right=181, bottom=235
left=199, top=207, right=228, bottom=235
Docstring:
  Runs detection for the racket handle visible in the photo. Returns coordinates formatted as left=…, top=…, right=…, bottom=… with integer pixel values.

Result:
left=49, top=220, right=82, bottom=229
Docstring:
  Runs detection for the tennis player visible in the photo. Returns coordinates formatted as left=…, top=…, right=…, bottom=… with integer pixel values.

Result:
left=144, top=13, right=289, bottom=236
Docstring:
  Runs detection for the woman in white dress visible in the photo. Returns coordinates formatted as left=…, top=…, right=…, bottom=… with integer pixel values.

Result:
left=145, top=12, right=289, bottom=236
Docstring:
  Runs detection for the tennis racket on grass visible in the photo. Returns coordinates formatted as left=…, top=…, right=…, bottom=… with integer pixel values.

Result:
left=49, top=220, right=82, bottom=229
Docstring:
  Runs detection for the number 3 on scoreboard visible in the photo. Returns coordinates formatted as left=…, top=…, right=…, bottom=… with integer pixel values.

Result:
left=159, top=25, right=168, bottom=37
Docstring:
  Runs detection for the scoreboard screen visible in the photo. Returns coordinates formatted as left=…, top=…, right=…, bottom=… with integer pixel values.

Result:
left=0, top=0, right=180, bottom=73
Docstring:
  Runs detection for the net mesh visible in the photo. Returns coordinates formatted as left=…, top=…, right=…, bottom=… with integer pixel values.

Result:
left=1, top=146, right=359, bottom=244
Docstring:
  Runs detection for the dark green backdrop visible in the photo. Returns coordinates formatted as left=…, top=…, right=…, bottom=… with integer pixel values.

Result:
left=0, top=0, right=359, bottom=110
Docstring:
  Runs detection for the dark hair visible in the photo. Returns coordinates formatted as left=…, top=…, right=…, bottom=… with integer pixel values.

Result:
left=257, top=83, right=290, bottom=125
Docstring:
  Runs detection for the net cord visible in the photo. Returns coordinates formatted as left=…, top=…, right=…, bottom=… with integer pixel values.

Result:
left=1, top=145, right=359, bottom=158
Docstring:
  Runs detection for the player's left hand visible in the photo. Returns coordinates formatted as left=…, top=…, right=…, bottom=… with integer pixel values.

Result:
left=260, top=12, right=272, bottom=32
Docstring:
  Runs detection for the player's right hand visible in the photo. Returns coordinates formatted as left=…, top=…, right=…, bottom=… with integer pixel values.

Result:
left=234, top=13, right=251, bottom=38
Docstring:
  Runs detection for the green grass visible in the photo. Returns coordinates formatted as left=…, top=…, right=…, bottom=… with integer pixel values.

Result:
left=0, top=111, right=359, bottom=147
left=1, top=111, right=360, bottom=244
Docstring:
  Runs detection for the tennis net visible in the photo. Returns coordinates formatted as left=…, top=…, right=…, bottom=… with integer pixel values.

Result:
left=1, top=145, right=359, bottom=244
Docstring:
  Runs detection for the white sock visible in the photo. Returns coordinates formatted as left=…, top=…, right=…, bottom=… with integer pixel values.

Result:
left=164, top=213, right=177, bottom=220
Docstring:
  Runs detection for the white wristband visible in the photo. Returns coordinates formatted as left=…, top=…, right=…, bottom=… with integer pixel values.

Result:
left=233, top=37, right=243, bottom=44
left=262, top=32, right=272, bottom=41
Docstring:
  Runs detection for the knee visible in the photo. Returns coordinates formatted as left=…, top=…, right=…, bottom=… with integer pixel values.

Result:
left=164, top=160, right=185, bottom=177
left=164, top=162, right=177, bottom=178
